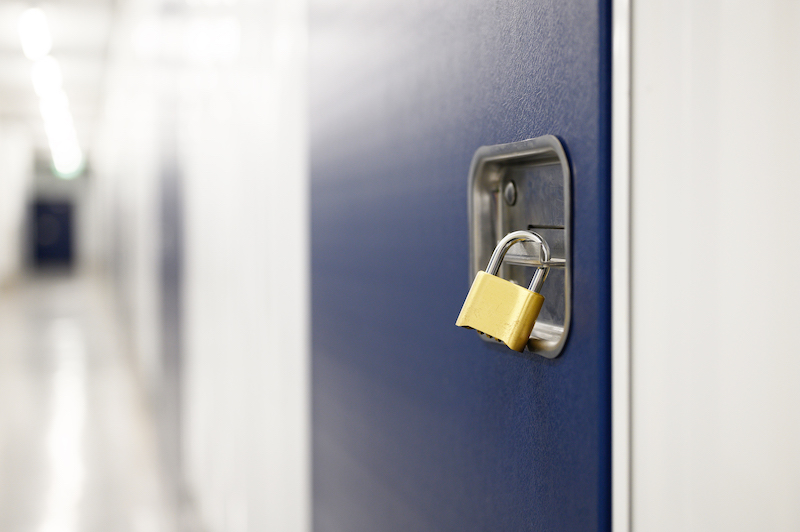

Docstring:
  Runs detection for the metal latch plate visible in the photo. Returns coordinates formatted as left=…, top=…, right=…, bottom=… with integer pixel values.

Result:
left=467, top=135, right=571, bottom=358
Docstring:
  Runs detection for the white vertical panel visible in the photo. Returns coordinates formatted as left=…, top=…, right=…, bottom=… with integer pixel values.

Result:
left=93, top=17, right=163, bottom=390
left=632, top=1, right=800, bottom=529
left=0, top=126, right=31, bottom=284
left=179, top=1, right=309, bottom=531
left=612, top=0, right=631, bottom=529
left=95, top=0, right=309, bottom=529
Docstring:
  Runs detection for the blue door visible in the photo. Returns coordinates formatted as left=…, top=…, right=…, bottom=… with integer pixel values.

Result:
left=33, top=201, right=74, bottom=267
left=310, top=1, right=611, bottom=529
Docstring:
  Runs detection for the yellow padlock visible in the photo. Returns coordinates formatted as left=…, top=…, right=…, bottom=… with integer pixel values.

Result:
left=456, top=231, right=550, bottom=352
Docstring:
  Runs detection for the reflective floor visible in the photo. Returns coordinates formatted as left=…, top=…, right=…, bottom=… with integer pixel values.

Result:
left=0, top=272, right=174, bottom=532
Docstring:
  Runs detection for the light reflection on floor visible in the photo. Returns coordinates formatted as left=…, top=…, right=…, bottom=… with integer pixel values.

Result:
left=0, top=272, right=174, bottom=532
left=41, top=318, right=86, bottom=532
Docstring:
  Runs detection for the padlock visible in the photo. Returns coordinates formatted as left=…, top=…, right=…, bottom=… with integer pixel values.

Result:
left=455, top=230, right=550, bottom=352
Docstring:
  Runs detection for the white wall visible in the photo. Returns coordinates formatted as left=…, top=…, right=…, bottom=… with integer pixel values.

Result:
left=0, top=126, right=31, bottom=285
left=178, top=2, right=308, bottom=530
left=631, top=1, right=800, bottom=529
left=93, top=1, right=309, bottom=530
left=93, top=0, right=163, bottom=389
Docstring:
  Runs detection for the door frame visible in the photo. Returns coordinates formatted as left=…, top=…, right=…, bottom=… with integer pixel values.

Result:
left=612, top=0, right=632, bottom=530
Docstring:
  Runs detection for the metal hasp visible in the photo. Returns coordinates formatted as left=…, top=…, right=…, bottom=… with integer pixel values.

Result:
left=468, top=135, right=571, bottom=358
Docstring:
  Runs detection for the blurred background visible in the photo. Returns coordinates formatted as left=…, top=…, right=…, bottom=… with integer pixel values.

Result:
left=0, top=0, right=307, bottom=530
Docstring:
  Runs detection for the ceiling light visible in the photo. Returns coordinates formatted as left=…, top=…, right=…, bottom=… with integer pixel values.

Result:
left=50, top=144, right=84, bottom=179
left=18, top=8, right=52, bottom=60
left=31, top=56, right=63, bottom=97
left=39, top=91, right=72, bottom=126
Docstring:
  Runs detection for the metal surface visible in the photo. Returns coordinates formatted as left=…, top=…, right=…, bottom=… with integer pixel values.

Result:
left=468, top=136, right=572, bottom=358
left=503, top=180, right=517, bottom=206
left=484, top=230, right=550, bottom=293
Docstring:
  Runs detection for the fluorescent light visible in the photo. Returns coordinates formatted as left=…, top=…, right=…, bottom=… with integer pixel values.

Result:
left=52, top=153, right=84, bottom=178
left=50, top=141, right=84, bottom=178
left=39, top=91, right=72, bottom=126
left=38, top=91, right=84, bottom=178
left=20, top=9, right=83, bottom=178
left=18, top=8, right=52, bottom=60
left=31, top=56, right=63, bottom=97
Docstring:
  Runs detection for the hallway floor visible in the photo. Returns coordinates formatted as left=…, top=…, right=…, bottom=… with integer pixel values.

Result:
left=0, top=271, right=175, bottom=532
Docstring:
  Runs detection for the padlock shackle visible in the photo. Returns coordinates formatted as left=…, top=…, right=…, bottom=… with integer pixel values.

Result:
left=485, top=230, right=551, bottom=293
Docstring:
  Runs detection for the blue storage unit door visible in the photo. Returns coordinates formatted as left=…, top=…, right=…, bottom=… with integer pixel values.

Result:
left=33, top=201, right=74, bottom=267
left=310, top=0, right=611, bottom=530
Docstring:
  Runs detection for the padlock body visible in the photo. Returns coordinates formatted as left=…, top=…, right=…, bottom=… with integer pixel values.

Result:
left=455, top=271, right=545, bottom=352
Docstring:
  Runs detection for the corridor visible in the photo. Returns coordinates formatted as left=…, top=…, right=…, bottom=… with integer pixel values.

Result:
left=0, top=272, right=174, bottom=532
